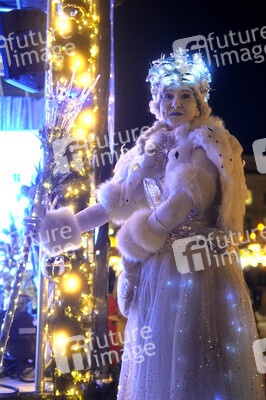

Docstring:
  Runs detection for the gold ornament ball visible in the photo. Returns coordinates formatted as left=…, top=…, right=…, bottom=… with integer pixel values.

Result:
left=42, top=255, right=71, bottom=281
left=58, top=0, right=89, bottom=21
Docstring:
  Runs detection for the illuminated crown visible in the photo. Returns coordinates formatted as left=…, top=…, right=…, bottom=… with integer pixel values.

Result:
left=146, top=48, right=211, bottom=102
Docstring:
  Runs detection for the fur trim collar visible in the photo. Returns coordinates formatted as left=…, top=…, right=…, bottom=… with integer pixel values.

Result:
left=99, top=115, right=248, bottom=234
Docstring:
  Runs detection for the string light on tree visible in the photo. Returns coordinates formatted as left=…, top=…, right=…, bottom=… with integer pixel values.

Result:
left=257, top=223, right=264, bottom=231
left=61, top=273, right=82, bottom=294
left=38, top=0, right=115, bottom=397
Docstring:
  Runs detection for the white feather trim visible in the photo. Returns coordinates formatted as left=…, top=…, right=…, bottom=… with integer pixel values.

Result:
left=39, top=207, right=82, bottom=255
left=116, top=208, right=168, bottom=262
left=165, top=163, right=216, bottom=213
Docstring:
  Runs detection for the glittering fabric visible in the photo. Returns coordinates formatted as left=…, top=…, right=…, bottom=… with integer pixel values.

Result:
left=118, top=248, right=264, bottom=400
left=153, top=132, right=178, bottom=170
left=159, top=209, right=237, bottom=255
left=117, top=142, right=264, bottom=400
left=143, top=178, right=163, bottom=210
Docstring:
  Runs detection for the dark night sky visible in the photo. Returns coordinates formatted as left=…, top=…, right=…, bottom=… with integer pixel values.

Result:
left=113, top=0, right=266, bottom=154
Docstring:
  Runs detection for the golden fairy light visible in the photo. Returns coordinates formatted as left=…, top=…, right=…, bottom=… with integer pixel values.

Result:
left=257, top=223, right=264, bottom=231
left=62, top=273, right=81, bottom=294
left=53, top=331, right=68, bottom=352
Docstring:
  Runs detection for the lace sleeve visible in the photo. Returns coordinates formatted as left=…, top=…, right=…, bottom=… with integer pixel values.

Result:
left=117, top=259, right=140, bottom=318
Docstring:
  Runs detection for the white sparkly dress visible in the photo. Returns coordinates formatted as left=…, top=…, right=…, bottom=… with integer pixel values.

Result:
left=113, top=120, right=265, bottom=400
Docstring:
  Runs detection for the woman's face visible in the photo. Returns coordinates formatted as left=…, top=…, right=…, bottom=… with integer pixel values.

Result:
left=159, top=84, right=200, bottom=128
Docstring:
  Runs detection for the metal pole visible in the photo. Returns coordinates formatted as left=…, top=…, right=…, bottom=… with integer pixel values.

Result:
left=35, top=248, right=49, bottom=393
left=35, top=1, right=50, bottom=388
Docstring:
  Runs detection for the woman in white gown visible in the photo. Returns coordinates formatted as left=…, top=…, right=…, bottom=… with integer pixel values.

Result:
left=39, top=49, right=265, bottom=399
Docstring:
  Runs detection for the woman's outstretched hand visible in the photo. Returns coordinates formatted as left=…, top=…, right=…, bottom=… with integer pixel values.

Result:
left=23, top=207, right=83, bottom=256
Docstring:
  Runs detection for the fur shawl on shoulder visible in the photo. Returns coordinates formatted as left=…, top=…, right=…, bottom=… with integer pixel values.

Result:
left=96, top=115, right=248, bottom=235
